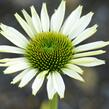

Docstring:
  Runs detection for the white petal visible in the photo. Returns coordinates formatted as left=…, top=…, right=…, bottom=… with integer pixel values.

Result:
left=65, top=64, right=83, bottom=74
left=74, top=41, right=109, bottom=53
left=71, top=57, right=105, bottom=67
left=31, top=6, right=42, bottom=33
left=0, top=58, right=26, bottom=67
left=41, top=3, right=49, bottom=32
left=73, top=50, right=106, bottom=58
left=0, top=64, right=8, bottom=67
left=62, top=68, right=84, bottom=82
left=15, top=13, right=34, bottom=38
left=0, top=45, right=24, bottom=54
left=22, top=9, right=37, bottom=34
left=51, top=1, right=65, bottom=32
left=11, top=69, right=29, bottom=84
left=61, top=5, right=83, bottom=35
left=32, top=70, right=48, bottom=95
left=0, top=58, right=25, bottom=63
left=19, top=69, right=37, bottom=88
left=69, top=12, right=94, bottom=39
left=73, top=24, right=98, bottom=45
left=47, top=73, right=56, bottom=100
left=0, top=24, right=28, bottom=48
left=4, top=58, right=29, bottom=74
left=5, top=58, right=28, bottom=66
left=0, top=57, right=24, bottom=63
left=52, top=72, right=65, bottom=98
left=0, top=58, right=12, bottom=63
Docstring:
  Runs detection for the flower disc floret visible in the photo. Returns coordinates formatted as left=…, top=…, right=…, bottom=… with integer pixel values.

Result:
left=25, top=32, right=73, bottom=72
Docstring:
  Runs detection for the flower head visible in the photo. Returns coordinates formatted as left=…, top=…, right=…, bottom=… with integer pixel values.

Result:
left=0, top=0, right=108, bottom=99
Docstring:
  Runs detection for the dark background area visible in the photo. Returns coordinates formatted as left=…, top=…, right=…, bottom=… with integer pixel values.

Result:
left=0, top=0, right=109, bottom=109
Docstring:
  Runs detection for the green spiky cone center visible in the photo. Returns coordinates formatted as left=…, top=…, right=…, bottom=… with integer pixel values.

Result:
left=25, top=32, right=73, bottom=72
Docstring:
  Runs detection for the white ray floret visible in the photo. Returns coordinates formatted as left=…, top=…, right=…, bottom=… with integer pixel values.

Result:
left=65, top=64, right=83, bottom=74
left=19, top=69, right=37, bottom=88
left=52, top=72, right=65, bottom=98
left=73, top=50, right=105, bottom=58
left=0, top=24, right=28, bottom=48
left=0, top=58, right=25, bottom=65
left=32, top=70, right=48, bottom=95
left=0, top=58, right=13, bottom=63
left=73, top=24, right=98, bottom=45
left=69, top=12, right=94, bottom=39
left=51, top=0, right=65, bottom=32
left=15, top=13, right=34, bottom=38
left=5, top=58, right=28, bottom=66
left=11, top=69, right=29, bottom=84
left=4, top=59, right=29, bottom=74
left=62, top=68, right=84, bottom=82
left=22, top=9, right=36, bottom=34
left=0, top=45, right=24, bottom=54
left=47, top=73, right=56, bottom=100
left=31, top=6, right=42, bottom=33
left=71, top=57, right=105, bottom=67
left=41, top=3, right=49, bottom=32
left=61, top=5, right=83, bottom=35
left=75, top=41, right=109, bottom=53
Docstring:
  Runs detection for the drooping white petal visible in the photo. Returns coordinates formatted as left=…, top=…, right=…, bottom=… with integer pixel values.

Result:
left=65, top=64, right=83, bottom=74
left=11, top=69, right=29, bottom=84
left=19, top=69, right=37, bottom=88
left=31, top=6, right=42, bottom=33
left=73, top=50, right=105, bottom=58
left=32, top=70, right=48, bottom=95
left=51, top=0, right=65, bottom=32
left=61, top=5, right=83, bottom=35
left=52, top=71, right=65, bottom=98
left=15, top=13, right=34, bottom=38
left=0, top=45, right=24, bottom=54
left=73, top=24, right=98, bottom=45
left=62, top=68, right=84, bottom=82
left=4, top=58, right=29, bottom=74
left=0, top=24, right=28, bottom=48
left=47, top=73, right=56, bottom=100
left=69, top=12, right=94, bottom=39
left=74, top=41, right=109, bottom=53
left=71, top=57, right=105, bottom=67
left=22, top=9, right=36, bottom=34
left=41, top=3, right=49, bottom=32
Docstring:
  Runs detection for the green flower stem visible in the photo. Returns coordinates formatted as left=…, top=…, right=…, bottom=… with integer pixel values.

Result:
left=50, top=94, right=58, bottom=109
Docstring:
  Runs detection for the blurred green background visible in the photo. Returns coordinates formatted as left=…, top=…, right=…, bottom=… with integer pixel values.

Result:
left=0, top=0, right=109, bottom=109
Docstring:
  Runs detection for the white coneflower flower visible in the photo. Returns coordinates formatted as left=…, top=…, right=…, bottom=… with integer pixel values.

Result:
left=0, top=1, right=108, bottom=99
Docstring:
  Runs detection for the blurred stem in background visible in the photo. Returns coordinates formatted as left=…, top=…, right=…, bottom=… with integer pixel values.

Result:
left=50, top=94, right=58, bottom=109
left=41, top=94, right=58, bottom=109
